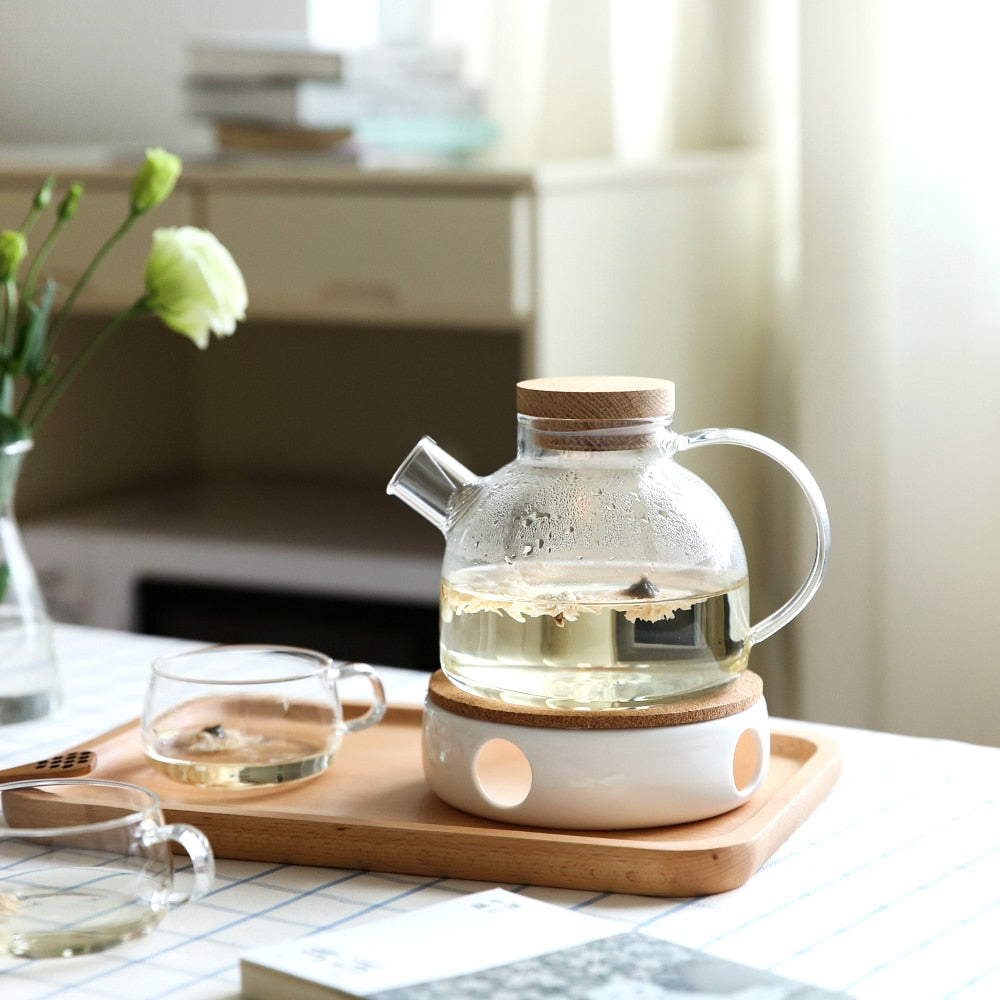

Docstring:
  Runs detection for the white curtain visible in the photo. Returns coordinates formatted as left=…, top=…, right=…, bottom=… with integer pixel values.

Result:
left=435, top=0, right=1000, bottom=745
left=797, top=1, right=1000, bottom=745
left=426, top=0, right=779, bottom=161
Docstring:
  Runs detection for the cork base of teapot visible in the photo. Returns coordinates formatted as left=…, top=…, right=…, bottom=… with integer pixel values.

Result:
left=422, top=671, right=769, bottom=830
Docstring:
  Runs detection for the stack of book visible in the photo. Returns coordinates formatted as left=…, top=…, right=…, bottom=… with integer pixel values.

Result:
left=185, top=31, right=497, bottom=160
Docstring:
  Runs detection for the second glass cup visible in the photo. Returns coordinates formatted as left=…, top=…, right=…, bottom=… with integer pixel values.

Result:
left=0, top=778, right=213, bottom=958
left=141, top=645, right=386, bottom=789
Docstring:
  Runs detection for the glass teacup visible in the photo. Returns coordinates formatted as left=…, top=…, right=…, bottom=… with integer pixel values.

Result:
left=141, top=644, right=387, bottom=789
left=0, top=778, right=214, bottom=958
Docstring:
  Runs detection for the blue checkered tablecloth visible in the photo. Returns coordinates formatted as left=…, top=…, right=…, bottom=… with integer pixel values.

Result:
left=1, top=625, right=997, bottom=999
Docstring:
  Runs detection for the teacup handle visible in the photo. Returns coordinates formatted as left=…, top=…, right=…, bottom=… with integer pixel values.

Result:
left=331, top=662, right=388, bottom=733
left=142, top=822, right=216, bottom=907
left=677, top=427, right=831, bottom=646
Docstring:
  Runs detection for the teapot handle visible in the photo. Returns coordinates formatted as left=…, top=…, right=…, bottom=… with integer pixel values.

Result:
left=677, top=427, right=830, bottom=646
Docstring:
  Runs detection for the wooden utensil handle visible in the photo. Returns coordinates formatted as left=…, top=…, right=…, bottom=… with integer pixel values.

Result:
left=0, top=750, right=96, bottom=783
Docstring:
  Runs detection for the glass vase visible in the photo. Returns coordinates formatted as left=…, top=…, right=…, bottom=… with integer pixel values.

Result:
left=0, top=438, right=60, bottom=724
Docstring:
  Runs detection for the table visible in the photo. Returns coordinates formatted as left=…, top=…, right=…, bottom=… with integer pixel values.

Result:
left=1, top=625, right=997, bottom=999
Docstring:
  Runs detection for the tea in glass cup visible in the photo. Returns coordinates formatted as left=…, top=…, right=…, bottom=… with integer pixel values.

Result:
left=141, top=644, right=387, bottom=788
left=0, top=778, right=214, bottom=958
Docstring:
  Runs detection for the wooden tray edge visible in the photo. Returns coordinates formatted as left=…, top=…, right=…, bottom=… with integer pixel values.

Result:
left=63, top=715, right=841, bottom=898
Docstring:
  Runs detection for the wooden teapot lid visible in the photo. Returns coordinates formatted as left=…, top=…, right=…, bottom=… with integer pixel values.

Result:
left=427, top=670, right=763, bottom=730
left=516, top=377, right=675, bottom=451
left=516, top=376, right=675, bottom=420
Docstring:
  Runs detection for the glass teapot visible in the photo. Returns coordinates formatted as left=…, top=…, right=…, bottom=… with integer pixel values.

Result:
left=387, top=376, right=829, bottom=710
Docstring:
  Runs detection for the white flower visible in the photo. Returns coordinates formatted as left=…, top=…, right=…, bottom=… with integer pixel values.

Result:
left=4, top=154, right=248, bottom=439
left=144, top=226, right=247, bottom=348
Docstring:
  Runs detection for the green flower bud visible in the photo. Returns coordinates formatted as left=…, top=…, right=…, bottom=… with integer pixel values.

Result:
left=144, top=226, right=247, bottom=348
left=33, top=176, right=56, bottom=211
left=130, top=148, right=182, bottom=215
left=0, top=230, right=28, bottom=281
left=58, top=183, right=83, bottom=221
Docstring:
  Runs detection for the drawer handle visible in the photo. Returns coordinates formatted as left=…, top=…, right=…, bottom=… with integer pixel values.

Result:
left=318, top=279, right=401, bottom=306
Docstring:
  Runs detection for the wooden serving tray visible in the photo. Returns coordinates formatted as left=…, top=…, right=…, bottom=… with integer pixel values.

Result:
left=75, top=707, right=841, bottom=898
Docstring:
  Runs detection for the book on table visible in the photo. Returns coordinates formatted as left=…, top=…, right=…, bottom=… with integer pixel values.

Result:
left=188, top=32, right=464, bottom=83
left=185, top=30, right=493, bottom=159
left=185, top=77, right=483, bottom=130
left=239, top=888, right=854, bottom=999
left=212, top=121, right=354, bottom=154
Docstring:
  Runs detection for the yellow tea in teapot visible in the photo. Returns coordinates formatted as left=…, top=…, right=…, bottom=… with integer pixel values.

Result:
left=440, top=563, right=749, bottom=709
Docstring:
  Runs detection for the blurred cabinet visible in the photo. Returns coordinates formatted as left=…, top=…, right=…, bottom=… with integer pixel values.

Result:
left=1, top=151, right=770, bottom=390
left=2, top=152, right=775, bottom=646
left=206, top=187, right=533, bottom=328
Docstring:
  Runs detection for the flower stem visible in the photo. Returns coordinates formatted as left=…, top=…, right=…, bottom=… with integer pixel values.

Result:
left=2, top=279, right=18, bottom=358
left=46, top=208, right=141, bottom=353
left=21, top=214, right=72, bottom=319
left=25, top=298, right=149, bottom=433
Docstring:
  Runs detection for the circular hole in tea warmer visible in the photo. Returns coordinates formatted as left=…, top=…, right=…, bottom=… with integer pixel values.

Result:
left=473, top=739, right=533, bottom=808
left=732, top=728, right=764, bottom=793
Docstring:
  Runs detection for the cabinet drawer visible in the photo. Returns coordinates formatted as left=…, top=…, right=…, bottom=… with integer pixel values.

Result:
left=0, top=183, right=193, bottom=313
left=205, top=190, right=532, bottom=327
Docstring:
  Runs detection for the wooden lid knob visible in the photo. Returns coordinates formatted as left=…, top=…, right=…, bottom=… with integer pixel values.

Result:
left=516, top=376, right=675, bottom=420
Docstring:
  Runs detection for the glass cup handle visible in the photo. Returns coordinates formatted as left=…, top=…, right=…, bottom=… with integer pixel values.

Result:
left=677, top=427, right=831, bottom=646
left=143, top=822, right=216, bottom=907
left=332, top=662, right=388, bottom=733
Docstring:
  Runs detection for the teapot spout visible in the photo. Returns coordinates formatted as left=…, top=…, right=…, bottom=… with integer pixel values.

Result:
left=386, top=436, right=478, bottom=532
